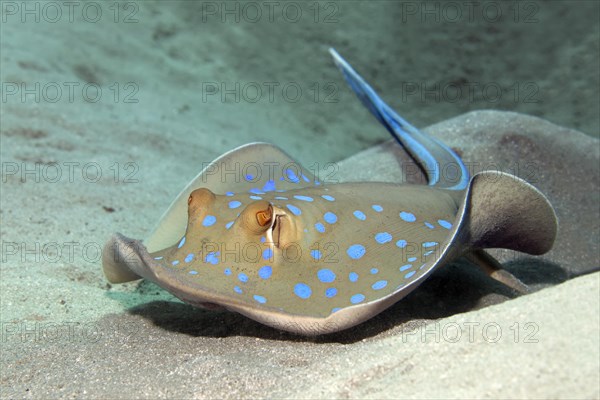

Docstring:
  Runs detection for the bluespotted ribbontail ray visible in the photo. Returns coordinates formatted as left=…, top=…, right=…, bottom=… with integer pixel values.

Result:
left=102, top=49, right=557, bottom=335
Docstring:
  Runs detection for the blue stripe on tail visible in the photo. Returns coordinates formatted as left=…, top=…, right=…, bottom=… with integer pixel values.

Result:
left=329, top=48, right=469, bottom=191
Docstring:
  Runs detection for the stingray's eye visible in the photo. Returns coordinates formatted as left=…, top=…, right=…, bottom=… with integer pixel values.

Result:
left=241, top=200, right=273, bottom=234
left=187, top=188, right=216, bottom=216
left=256, top=209, right=272, bottom=226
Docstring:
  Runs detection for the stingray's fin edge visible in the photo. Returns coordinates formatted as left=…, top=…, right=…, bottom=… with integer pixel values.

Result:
left=102, top=233, right=144, bottom=283
left=462, top=171, right=558, bottom=255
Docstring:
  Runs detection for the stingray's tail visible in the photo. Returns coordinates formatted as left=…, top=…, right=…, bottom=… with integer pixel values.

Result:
left=329, top=48, right=469, bottom=191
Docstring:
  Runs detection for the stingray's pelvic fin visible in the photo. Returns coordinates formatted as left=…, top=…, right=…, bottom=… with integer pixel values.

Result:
left=465, top=250, right=531, bottom=294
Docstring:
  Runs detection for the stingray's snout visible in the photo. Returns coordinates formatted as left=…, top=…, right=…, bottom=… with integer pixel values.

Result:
left=102, top=233, right=144, bottom=283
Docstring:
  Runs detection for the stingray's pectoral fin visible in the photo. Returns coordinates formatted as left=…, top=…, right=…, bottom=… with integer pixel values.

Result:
left=462, top=171, right=558, bottom=255
left=452, top=171, right=557, bottom=293
left=102, top=233, right=145, bottom=283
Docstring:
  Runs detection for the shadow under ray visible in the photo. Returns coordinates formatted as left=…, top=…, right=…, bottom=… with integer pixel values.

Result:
left=124, top=257, right=566, bottom=344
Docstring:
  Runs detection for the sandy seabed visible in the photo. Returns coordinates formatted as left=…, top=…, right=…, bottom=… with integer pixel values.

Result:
left=1, top=1, right=599, bottom=398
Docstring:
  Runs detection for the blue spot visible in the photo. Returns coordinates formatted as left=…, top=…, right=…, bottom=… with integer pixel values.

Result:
left=408, top=257, right=417, bottom=262
left=423, top=242, right=438, bottom=248
left=294, top=195, right=314, bottom=202
left=250, top=195, right=262, bottom=200
left=286, top=204, right=301, bottom=215
left=400, top=211, right=416, bottom=222
left=234, top=286, right=242, bottom=294
left=425, top=222, right=435, bottom=229
left=396, top=239, right=407, bottom=248
left=325, top=287, right=338, bottom=298
left=153, top=256, right=163, bottom=260
left=419, top=263, right=427, bottom=269
left=375, top=232, right=392, bottom=244
left=400, top=264, right=412, bottom=271
left=317, top=269, right=336, bottom=283
left=189, top=270, right=198, bottom=275
left=347, top=244, right=366, bottom=260
left=370, top=268, right=378, bottom=274
left=311, top=249, right=322, bottom=260
left=225, top=221, right=234, bottom=229
left=424, top=250, right=434, bottom=256
left=238, top=273, right=248, bottom=283
left=321, top=195, right=335, bottom=201
left=262, top=248, right=273, bottom=260
left=202, top=215, right=217, bottom=226
left=331, top=307, right=341, bottom=313
left=353, top=210, right=366, bottom=221
left=205, top=252, right=219, bottom=265
left=301, top=174, right=311, bottom=183
left=245, top=174, right=254, bottom=181
left=315, top=181, right=321, bottom=185
left=263, top=180, right=276, bottom=192
left=438, top=219, right=453, bottom=229
left=253, top=294, right=267, bottom=304
left=177, top=237, right=186, bottom=248
left=324, top=212, right=337, bottom=224
left=315, top=222, right=325, bottom=233
left=260, top=236, right=266, bottom=243
left=294, top=283, right=312, bottom=299
left=258, top=266, right=272, bottom=280
left=249, top=188, right=265, bottom=195
left=226, top=191, right=234, bottom=196
left=349, top=272, right=359, bottom=282
left=184, top=253, right=194, bottom=263
left=372, top=205, right=383, bottom=212
left=405, top=271, right=416, bottom=279
left=274, top=196, right=288, bottom=200
left=286, top=169, right=300, bottom=183
left=372, top=280, right=388, bottom=290
left=224, top=268, right=232, bottom=276
left=228, top=200, right=242, bottom=209
left=350, top=294, right=365, bottom=304
left=171, top=260, right=179, bottom=266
